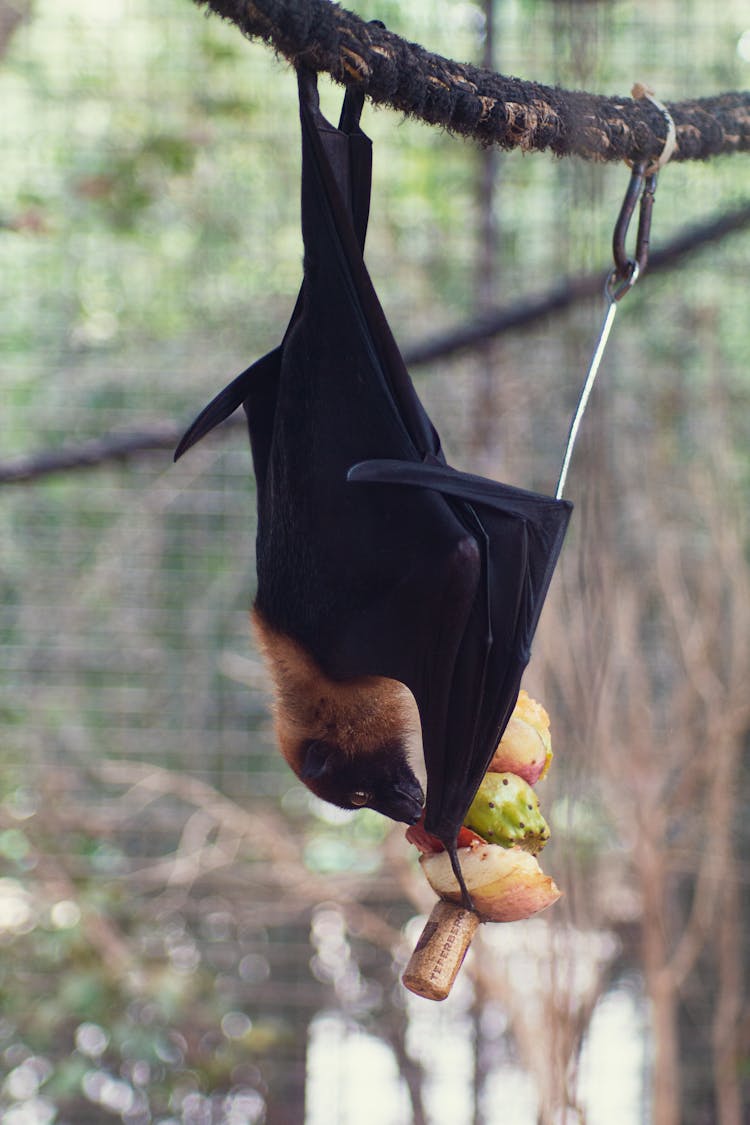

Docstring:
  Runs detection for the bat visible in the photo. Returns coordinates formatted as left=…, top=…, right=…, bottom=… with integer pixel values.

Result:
left=175, top=69, right=572, bottom=904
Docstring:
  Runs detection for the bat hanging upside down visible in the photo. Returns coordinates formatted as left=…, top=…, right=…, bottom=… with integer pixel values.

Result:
left=174, top=70, right=571, bottom=902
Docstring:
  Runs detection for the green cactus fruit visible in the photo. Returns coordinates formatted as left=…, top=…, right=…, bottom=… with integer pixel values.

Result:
left=464, top=772, right=550, bottom=855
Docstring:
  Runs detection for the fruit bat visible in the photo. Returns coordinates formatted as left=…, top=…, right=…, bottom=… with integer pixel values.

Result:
left=175, top=69, right=572, bottom=902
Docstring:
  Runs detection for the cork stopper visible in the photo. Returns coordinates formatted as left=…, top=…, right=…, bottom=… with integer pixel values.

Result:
left=402, top=899, right=481, bottom=1001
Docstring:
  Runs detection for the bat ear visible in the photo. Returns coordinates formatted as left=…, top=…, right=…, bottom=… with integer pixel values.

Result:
left=300, top=740, right=333, bottom=781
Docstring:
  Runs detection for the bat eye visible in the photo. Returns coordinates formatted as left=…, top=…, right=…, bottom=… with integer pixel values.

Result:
left=349, top=791, right=370, bottom=808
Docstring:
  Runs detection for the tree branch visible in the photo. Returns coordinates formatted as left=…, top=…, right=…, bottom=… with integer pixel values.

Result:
left=3, top=200, right=748, bottom=484
left=195, top=0, right=750, bottom=163
left=0, top=423, right=183, bottom=483
left=95, top=759, right=409, bottom=950
left=406, top=202, right=750, bottom=365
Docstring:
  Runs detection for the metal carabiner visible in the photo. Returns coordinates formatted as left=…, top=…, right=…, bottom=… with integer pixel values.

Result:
left=556, top=152, right=664, bottom=496
left=610, top=160, right=658, bottom=300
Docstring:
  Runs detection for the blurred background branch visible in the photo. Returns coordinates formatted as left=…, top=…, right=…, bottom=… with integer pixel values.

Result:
left=3, top=199, right=749, bottom=484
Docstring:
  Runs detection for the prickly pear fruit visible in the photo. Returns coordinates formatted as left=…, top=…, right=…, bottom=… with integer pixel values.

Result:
left=489, top=690, right=552, bottom=785
left=464, top=772, right=550, bottom=855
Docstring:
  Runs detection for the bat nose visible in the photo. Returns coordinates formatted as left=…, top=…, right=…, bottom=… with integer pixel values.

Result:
left=393, top=780, right=425, bottom=825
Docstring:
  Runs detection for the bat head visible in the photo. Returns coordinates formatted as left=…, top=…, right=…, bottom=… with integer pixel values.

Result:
left=300, top=737, right=424, bottom=824
left=251, top=607, right=425, bottom=825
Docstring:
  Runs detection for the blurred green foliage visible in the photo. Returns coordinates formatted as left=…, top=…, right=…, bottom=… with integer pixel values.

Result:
left=1, top=0, right=749, bottom=1122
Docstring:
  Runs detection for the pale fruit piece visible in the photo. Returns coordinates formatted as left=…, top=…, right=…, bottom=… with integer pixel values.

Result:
left=420, top=842, right=561, bottom=923
left=489, top=690, right=553, bottom=785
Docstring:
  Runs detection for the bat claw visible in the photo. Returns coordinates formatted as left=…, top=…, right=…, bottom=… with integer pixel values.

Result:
left=447, top=844, right=476, bottom=915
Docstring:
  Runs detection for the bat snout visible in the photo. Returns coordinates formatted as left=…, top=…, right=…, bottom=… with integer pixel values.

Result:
left=385, top=777, right=425, bottom=826
left=401, top=802, right=425, bottom=827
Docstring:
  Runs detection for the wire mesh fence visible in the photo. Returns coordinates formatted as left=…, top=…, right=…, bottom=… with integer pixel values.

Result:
left=2, top=1, right=749, bottom=1123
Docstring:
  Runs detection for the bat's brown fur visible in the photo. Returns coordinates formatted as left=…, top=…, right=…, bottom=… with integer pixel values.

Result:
left=252, top=607, right=421, bottom=779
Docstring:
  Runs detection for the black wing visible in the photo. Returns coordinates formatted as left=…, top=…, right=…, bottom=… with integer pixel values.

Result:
left=253, top=69, right=477, bottom=701
left=348, top=459, right=571, bottom=840
left=175, top=70, right=572, bottom=879
left=173, top=79, right=391, bottom=468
